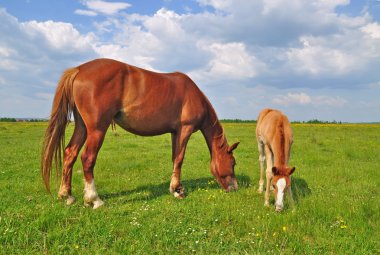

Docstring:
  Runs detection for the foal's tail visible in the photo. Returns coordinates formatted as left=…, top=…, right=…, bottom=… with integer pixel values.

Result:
left=41, top=67, right=79, bottom=192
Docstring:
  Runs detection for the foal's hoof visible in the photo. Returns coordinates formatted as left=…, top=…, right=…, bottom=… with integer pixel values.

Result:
left=264, top=201, right=270, bottom=207
left=257, top=188, right=263, bottom=194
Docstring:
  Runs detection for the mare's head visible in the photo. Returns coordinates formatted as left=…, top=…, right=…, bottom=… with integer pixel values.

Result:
left=271, top=166, right=296, bottom=212
left=211, top=142, right=240, bottom=192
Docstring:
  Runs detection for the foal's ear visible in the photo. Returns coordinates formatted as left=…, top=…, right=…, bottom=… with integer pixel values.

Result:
left=289, top=167, right=296, bottom=175
left=227, top=142, right=240, bottom=153
left=272, top=166, right=279, bottom=175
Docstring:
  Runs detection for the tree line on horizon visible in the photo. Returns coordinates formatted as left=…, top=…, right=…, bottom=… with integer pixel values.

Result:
left=1, top=117, right=376, bottom=124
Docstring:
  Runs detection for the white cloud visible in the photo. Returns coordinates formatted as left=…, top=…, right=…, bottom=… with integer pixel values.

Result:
left=272, top=92, right=311, bottom=106
left=0, top=46, right=15, bottom=57
left=75, top=9, right=98, bottom=17
left=79, top=0, right=131, bottom=16
left=285, top=41, right=356, bottom=76
left=1, top=1, right=380, bottom=121
left=273, top=92, right=347, bottom=107
left=361, top=22, right=380, bottom=39
left=21, top=20, right=95, bottom=51
left=192, top=42, right=265, bottom=82
left=0, top=9, right=97, bottom=117
left=197, top=0, right=232, bottom=10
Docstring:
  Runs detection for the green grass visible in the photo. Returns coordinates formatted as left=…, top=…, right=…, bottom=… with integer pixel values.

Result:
left=0, top=122, right=379, bottom=254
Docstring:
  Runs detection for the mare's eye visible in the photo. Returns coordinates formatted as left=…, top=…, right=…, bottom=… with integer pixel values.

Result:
left=272, top=184, right=275, bottom=189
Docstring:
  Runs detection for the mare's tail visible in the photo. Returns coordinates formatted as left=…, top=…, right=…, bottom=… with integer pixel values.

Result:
left=41, top=67, right=79, bottom=192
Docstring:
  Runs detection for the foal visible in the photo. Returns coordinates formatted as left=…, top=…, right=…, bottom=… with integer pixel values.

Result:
left=256, top=109, right=295, bottom=211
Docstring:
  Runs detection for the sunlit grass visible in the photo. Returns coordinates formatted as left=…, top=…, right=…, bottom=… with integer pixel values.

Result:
left=0, top=122, right=379, bottom=254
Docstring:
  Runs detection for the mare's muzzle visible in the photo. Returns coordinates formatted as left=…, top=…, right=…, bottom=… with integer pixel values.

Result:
left=225, top=176, right=238, bottom=192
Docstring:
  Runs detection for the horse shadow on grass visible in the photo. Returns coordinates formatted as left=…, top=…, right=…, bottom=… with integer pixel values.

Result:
left=291, top=177, right=312, bottom=203
left=102, top=174, right=252, bottom=203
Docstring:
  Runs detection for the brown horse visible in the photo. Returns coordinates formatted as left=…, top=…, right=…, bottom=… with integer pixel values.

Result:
left=256, top=108, right=295, bottom=211
left=41, top=58, right=239, bottom=209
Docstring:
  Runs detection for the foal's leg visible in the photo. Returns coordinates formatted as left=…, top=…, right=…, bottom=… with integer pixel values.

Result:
left=257, top=142, right=265, bottom=193
left=264, top=145, right=273, bottom=207
left=169, top=125, right=193, bottom=198
left=58, top=113, right=86, bottom=205
left=81, top=129, right=107, bottom=209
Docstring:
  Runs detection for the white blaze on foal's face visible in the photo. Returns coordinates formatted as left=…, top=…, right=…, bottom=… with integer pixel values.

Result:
left=274, top=177, right=286, bottom=211
left=271, top=166, right=295, bottom=211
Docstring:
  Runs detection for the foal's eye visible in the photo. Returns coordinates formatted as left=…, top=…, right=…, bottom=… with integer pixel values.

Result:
left=272, top=184, right=275, bottom=189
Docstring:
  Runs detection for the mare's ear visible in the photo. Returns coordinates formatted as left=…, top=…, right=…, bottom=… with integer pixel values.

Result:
left=272, top=166, right=279, bottom=176
left=289, top=167, right=296, bottom=175
left=227, top=142, right=240, bottom=153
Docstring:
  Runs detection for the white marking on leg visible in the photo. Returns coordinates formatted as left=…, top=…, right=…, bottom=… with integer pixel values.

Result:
left=275, top=178, right=286, bottom=211
left=84, top=180, right=98, bottom=202
left=84, top=180, right=104, bottom=208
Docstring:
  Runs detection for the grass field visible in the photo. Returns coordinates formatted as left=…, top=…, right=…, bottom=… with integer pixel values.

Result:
left=0, top=122, right=379, bottom=254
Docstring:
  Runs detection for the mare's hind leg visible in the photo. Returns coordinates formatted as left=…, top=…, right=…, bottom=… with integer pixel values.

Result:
left=257, top=141, right=265, bottom=193
left=58, top=112, right=86, bottom=205
left=81, top=128, right=108, bottom=209
left=169, top=125, right=193, bottom=198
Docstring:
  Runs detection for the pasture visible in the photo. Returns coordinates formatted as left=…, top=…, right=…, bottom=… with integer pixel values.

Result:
left=0, top=122, right=379, bottom=254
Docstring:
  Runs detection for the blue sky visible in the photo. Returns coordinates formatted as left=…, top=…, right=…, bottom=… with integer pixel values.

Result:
left=0, top=0, right=380, bottom=122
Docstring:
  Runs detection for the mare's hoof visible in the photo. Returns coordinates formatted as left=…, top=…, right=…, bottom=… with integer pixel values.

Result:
left=173, top=187, right=185, bottom=199
left=84, top=198, right=104, bottom=209
left=58, top=193, right=76, bottom=205
left=93, top=199, right=104, bottom=209
left=174, top=191, right=185, bottom=199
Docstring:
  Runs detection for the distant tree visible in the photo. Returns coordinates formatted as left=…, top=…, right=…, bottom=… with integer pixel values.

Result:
left=0, top=117, right=16, bottom=122
left=221, top=119, right=257, bottom=123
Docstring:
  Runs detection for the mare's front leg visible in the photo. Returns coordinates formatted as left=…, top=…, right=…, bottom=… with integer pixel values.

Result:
left=169, top=125, right=193, bottom=199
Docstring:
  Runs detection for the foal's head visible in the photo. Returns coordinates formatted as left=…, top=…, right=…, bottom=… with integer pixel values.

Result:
left=271, top=166, right=296, bottom=212
left=211, top=142, right=240, bottom=192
